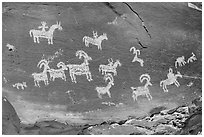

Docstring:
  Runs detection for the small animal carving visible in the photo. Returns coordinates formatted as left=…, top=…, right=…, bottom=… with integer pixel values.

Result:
left=13, top=82, right=27, bottom=90
left=48, top=62, right=68, bottom=81
left=160, top=68, right=183, bottom=92
left=187, top=52, right=197, bottom=63
left=131, top=74, right=153, bottom=101
left=6, top=43, right=15, bottom=51
left=95, top=73, right=114, bottom=99
left=83, top=31, right=108, bottom=50
left=175, top=56, right=186, bottom=68
left=130, top=46, right=144, bottom=67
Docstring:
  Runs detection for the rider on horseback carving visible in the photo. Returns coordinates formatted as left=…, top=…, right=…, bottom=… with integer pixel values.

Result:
left=38, top=21, right=48, bottom=35
left=107, top=58, right=114, bottom=67
left=167, top=68, right=174, bottom=79
left=93, top=31, right=98, bottom=39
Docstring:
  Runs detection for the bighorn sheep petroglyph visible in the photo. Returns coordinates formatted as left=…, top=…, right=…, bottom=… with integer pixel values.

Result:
left=131, top=73, right=153, bottom=101
left=48, top=62, right=68, bottom=81
left=130, top=46, right=144, bottom=67
left=187, top=52, right=197, bottom=63
left=95, top=73, right=114, bottom=99
left=175, top=56, right=186, bottom=68
left=32, top=59, right=50, bottom=87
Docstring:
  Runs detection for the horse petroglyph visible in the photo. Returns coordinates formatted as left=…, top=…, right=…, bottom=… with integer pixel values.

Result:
left=83, top=31, right=108, bottom=50
left=13, top=82, right=27, bottom=90
left=66, top=50, right=93, bottom=83
left=187, top=52, right=197, bottom=63
left=131, top=73, right=153, bottom=101
left=99, top=58, right=122, bottom=76
left=95, top=73, right=114, bottom=99
left=32, top=59, right=50, bottom=87
left=29, top=21, right=62, bottom=45
left=175, top=56, right=186, bottom=68
left=160, top=68, right=183, bottom=92
left=130, top=46, right=144, bottom=67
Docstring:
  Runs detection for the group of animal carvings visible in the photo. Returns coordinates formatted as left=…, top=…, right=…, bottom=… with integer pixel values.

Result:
left=18, top=21, right=198, bottom=101
left=32, top=50, right=93, bottom=87
left=175, top=52, right=197, bottom=68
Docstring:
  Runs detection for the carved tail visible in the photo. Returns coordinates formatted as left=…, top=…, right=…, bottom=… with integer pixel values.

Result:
left=29, top=30, right=33, bottom=37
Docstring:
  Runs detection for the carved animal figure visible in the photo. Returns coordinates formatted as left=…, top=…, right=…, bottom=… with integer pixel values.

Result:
left=66, top=50, right=93, bottom=83
left=187, top=52, right=197, bottom=63
left=29, top=21, right=62, bottom=45
left=95, top=73, right=114, bottom=99
left=175, top=56, right=186, bottom=68
left=160, top=68, right=183, bottom=92
left=13, top=82, right=27, bottom=90
left=130, top=46, right=144, bottom=67
left=131, top=74, right=153, bottom=101
left=48, top=62, right=68, bottom=81
left=6, top=43, right=15, bottom=51
left=31, top=59, right=50, bottom=87
left=99, top=59, right=122, bottom=76
left=83, top=31, right=108, bottom=50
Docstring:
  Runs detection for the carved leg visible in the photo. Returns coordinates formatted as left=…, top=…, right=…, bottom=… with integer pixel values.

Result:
left=174, top=80, right=180, bottom=87
left=37, top=81, right=40, bottom=87
left=51, top=37, right=53, bottom=44
left=33, top=36, right=36, bottom=43
left=37, top=37, right=40, bottom=43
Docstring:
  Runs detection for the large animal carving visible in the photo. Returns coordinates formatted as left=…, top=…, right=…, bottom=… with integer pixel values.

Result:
left=48, top=62, right=68, bottom=81
left=13, top=82, right=27, bottom=90
left=95, top=73, right=114, bottom=99
left=99, top=58, right=122, bottom=76
left=175, top=56, right=186, bottom=68
left=160, top=68, right=183, bottom=92
left=187, top=52, right=197, bottom=63
left=130, top=46, right=144, bottom=67
left=83, top=31, right=108, bottom=50
left=66, top=50, right=93, bottom=83
left=29, top=21, right=62, bottom=45
left=131, top=74, right=153, bottom=101
left=31, top=59, right=50, bottom=87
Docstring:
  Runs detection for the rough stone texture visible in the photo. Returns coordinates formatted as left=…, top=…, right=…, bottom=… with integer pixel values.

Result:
left=2, top=97, right=21, bottom=135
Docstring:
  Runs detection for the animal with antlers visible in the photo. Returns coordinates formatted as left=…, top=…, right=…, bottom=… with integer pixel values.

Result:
left=95, top=73, right=114, bottom=99
left=99, top=58, right=122, bottom=76
left=187, top=52, right=197, bottom=63
left=31, top=59, right=50, bottom=87
left=131, top=74, right=153, bottom=101
left=13, top=82, right=27, bottom=90
left=66, top=50, right=93, bottom=83
left=29, top=21, right=62, bottom=45
left=48, top=62, right=68, bottom=81
left=130, top=46, right=144, bottom=67
left=175, top=56, right=186, bottom=68
left=160, top=68, right=183, bottom=92
left=83, top=31, right=108, bottom=50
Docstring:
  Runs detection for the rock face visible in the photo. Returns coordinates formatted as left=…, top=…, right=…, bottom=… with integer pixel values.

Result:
left=2, top=2, right=202, bottom=135
left=2, top=97, right=21, bottom=135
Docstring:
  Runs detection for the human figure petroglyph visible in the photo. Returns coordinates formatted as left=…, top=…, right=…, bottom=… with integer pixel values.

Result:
left=38, top=21, right=49, bottom=34
left=48, top=62, right=68, bottom=81
left=66, top=50, right=93, bottom=83
left=83, top=31, right=108, bottom=50
left=99, top=59, right=122, bottom=76
left=29, top=21, right=62, bottom=45
left=187, top=52, right=197, bottom=63
left=6, top=43, right=15, bottom=51
left=13, top=82, right=27, bottom=90
left=95, top=73, right=114, bottom=99
left=130, top=46, right=144, bottom=67
left=32, top=59, right=50, bottom=87
left=131, top=74, right=153, bottom=101
left=175, top=56, right=186, bottom=68
left=160, top=68, right=183, bottom=92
